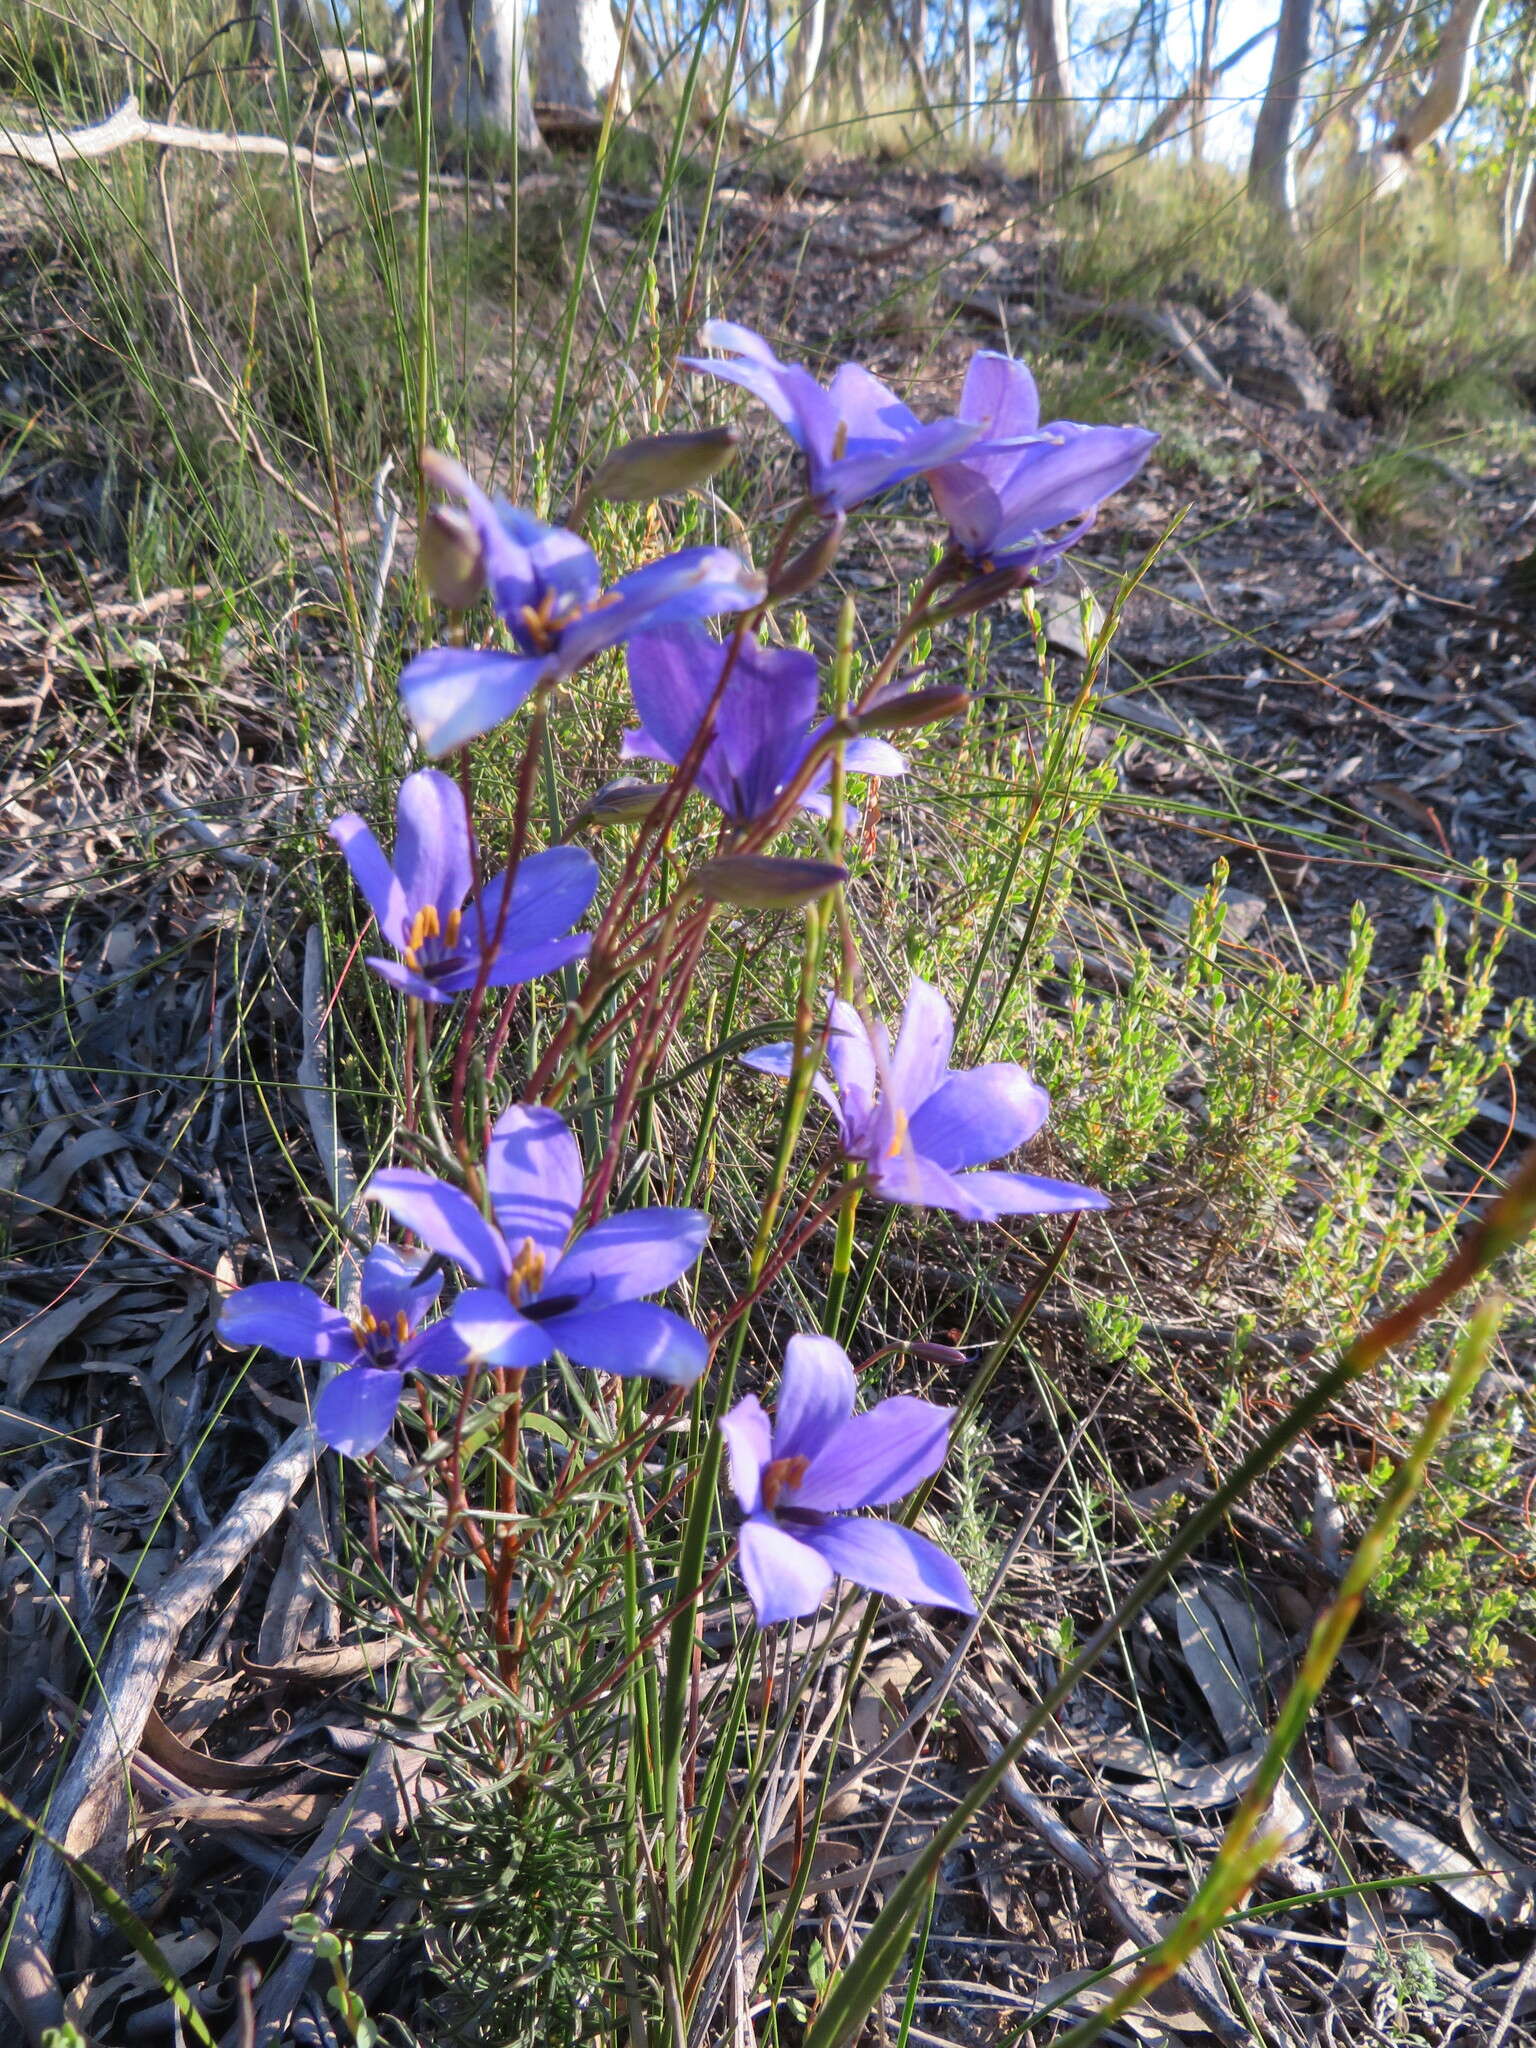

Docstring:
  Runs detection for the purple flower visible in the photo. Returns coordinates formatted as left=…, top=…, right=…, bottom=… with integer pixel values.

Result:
left=219, top=1245, right=466, bottom=1457
left=743, top=976, right=1110, bottom=1222
left=368, top=1104, right=710, bottom=1385
left=399, top=453, right=764, bottom=755
left=330, top=770, right=598, bottom=1003
left=621, top=624, right=905, bottom=825
left=927, top=352, right=1158, bottom=572
left=682, top=320, right=980, bottom=515
left=719, top=1334, right=974, bottom=1625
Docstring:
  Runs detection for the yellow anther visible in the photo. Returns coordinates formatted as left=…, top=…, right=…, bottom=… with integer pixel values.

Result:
left=350, top=1320, right=368, bottom=1347
left=885, top=1107, right=910, bottom=1159
left=394, top=1310, right=411, bottom=1343
left=444, top=907, right=462, bottom=947
left=761, top=1454, right=811, bottom=1512
left=831, top=419, right=849, bottom=462
left=359, top=1307, right=379, bottom=1334
left=508, top=1235, right=548, bottom=1306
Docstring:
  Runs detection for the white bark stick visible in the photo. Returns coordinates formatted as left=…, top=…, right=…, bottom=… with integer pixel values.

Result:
left=19, top=1430, right=320, bottom=1946
left=0, top=94, right=376, bottom=173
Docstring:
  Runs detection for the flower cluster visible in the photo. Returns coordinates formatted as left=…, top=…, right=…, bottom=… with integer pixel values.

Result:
left=219, top=325, right=1152, bottom=1627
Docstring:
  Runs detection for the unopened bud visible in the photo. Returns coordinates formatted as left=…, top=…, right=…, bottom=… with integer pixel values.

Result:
left=419, top=505, right=485, bottom=610
left=587, top=426, right=741, bottom=504
left=856, top=684, right=972, bottom=735
left=905, top=1341, right=971, bottom=1366
left=688, top=855, right=848, bottom=910
left=588, top=778, right=669, bottom=824
left=768, top=514, right=845, bottom=602
left=930, top=563, right=1033, bottom=623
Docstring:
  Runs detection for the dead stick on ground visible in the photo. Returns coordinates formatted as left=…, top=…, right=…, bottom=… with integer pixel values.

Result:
left=19, top=927, right=362, bottom=1952
left=0, top=94, right=376, bottom=174
left=18, top=1428, right=320, bottom=1947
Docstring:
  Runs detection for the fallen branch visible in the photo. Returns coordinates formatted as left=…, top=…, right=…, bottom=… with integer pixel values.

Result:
left=18, top=926, right=364, bottom=1953
left=0, top=94, right=376, bottom=176
left=18, top=1428, right=320, bottom=1948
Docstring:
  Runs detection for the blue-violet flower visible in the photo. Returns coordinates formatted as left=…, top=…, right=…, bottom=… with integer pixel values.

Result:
left=369, top=1104, right=710, bottom=1384
left=720, top=1334, right=975, bottom=1625
left=219, top=1245, right=465, bottom=1457
left=622, top=624, right=905, bottom=825
left=928, top=351, right=1158, bottom=572
left=744, top=976, right=1110, bottom=1221
left=400, top=451, right=765, bottom=754
left=682, top=320, right=980, bottom=515
left=331, top=769, right=598, bottom=1002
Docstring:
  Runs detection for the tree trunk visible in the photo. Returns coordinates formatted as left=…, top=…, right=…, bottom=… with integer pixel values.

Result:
left=537, top=0, right=629, bottom=114
left=1511, top=144, right=1536, bottom=272
left=786, top=0, right=829, bottom=119
left=1022, top=0, right=1075, bottom=189
left=1190, top=0, right=1219, bottom=160
left=960, top=0, right=975, bottom=140
left=434, top=0, right=544, bottom=148
left=1389, top=0, right=1490, bottom=157
left=1248, top=0, right=1316, bottom=224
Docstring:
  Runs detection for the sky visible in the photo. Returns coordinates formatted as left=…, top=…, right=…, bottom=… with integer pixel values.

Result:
left=1074, top=0, right=1281, bottom=163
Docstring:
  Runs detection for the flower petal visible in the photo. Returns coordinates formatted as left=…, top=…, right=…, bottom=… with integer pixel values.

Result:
left=484, top=1104, right=582, bottom=1266
left=468, top=933, right=590, bottom=988
left=866, top=1148, right=998, bottom=1220
left=741, top=1041, right=845, bottom=1130
left=315, top=1367, right=404, bottom=1457
left=800, top=1516, right=975, bottom=1613
left=773, top=1333, right=856, bottom=1464
left=365, top=956, right=458, bottom=1003
left=540, top=1301, right=708, bottom=1384
left=399, top=645, right=554, bottom=756
left=906, top=1065, right=1050, bottom=1171
left=400, top=1317, right=473, bottom=1375
left=794, top=1395, right=953, bottom=1510
left=991, top=423, right=1159, bottom=543
left=561, top=549, right=764, bottom=669
left=360, top=1244, right=442, bottom=1330
left=329, top=814, right=407, bottom=946
left=824, top=999, right=876, bottom=1131
left=219, top=1282, right=357, bottom=1362
left=366, top=1169, right=511, bottom=1287
left=468, top=844, right=599, bottom=954
left=547, top=1207, right=709, bottom=1311
left=449, top=1288, right=556, bottom=1368
left=949, top=1169, right=1111, bottom=1215
left=738, top=1515, right=834, bottom=1626
left=624, top=625, right=722, bottom=771
left=841, top=736, right=906, bottom=780
left=719, top=1395, right=772, bottom=1514
left=960, top=350, right=1041, bottom=444
left=927, top=465, right=1007, bottom=555
left=714, top=638, right=819, bottom=819
left=888, top=976, right=955, bottom=1112
left=522, top=517, right=602, bottom=619
left=394, top=769, right=472, bottom=921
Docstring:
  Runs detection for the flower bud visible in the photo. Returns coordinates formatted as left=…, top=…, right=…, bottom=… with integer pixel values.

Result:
left=930, top=563, right=1031, bottom=622
left=586, top=426, right=741, bottom=504
left=768, top=513, right=845, bottom=602
left=688, top=855, right=848, bottom=910
left=856, top=684, right=972, bottom=735
left=419, top=504, right=485, bottom=610
left=588, top=778, right=669, bottom=824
